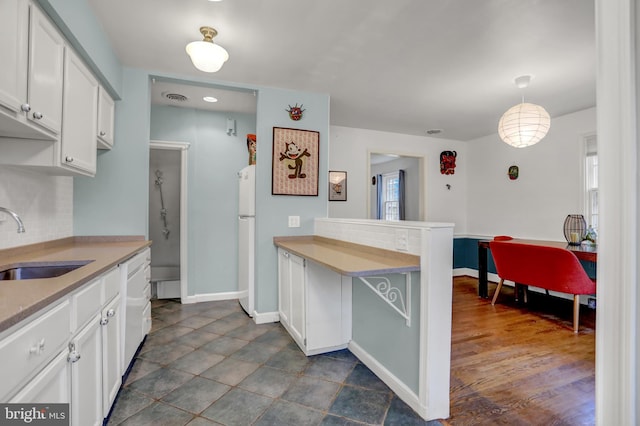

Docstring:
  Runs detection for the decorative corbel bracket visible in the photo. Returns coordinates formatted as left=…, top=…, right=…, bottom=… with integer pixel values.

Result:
left=357, top=273, right=411, bottom=326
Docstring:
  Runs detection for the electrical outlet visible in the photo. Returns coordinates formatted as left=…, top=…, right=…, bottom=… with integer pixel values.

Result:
left=395, top=229, right=409, bottom=251
left=288, top=216, right=300, bottom=228
left=587, top=297, right=596, bottom=309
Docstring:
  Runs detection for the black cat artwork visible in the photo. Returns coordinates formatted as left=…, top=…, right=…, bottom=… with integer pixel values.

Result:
left=279, top=141, right=311, bottom=178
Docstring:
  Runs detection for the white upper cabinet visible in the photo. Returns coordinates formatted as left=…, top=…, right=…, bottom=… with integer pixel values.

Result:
left=97, top=86, right=115, bottom=149
left=61, top=48, right=98, bottom=176
left=28, top=3, right=65, bottom=136
left=0, top=0, right=63, bottom=140
left=0, top=0, right=28, bottom=116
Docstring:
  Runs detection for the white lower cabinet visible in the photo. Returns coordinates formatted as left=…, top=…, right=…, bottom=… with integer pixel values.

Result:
left=0, top=256, right=146, bottom=425
left=10, top=350, right=70, bottom=404
left=70, top=314, right=102, bottom=426
left=277, top=248, right=352, bottom=355
left=288, top=253, right=306, bottom=344
left=101, top=294, right=122, bottom=415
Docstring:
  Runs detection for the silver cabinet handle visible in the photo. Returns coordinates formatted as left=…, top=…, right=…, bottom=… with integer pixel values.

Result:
left=106, top=309, right=115, bottom=318
left=67, top=342, right=81, bottom=363
left=100, top=317, right=109, bottom=326
left=32, top=112, right=43, bottom=120
left=21, top=104, right=31, bottom=112
left=99, top=130, right=106, bottom=136
left=65, top=156, right=74, bottom=163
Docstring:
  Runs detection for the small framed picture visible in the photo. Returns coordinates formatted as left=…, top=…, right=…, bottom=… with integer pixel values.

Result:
left=328, top=171, right=347, bottom=201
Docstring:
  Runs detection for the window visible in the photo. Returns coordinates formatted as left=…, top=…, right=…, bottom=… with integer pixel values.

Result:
left=584, top=135, right=598, bottom=231
left=382, top=172, right=400, bottom=221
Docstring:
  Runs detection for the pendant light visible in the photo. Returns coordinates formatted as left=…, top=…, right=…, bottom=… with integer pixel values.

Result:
left=186, top=26, right=229, bottom=73
left=498, top=75, right=550, bottom=148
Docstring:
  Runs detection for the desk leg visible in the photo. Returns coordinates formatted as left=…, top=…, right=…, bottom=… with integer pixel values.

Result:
left=478, top=244, right=488, bottom=298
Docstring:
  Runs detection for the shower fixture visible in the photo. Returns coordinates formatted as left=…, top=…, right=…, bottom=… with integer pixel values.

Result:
left=155, top=170, right=170, bottom=240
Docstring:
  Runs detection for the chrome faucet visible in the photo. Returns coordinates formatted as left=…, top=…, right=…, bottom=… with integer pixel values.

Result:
left=0, top=207, right=25, bottom=233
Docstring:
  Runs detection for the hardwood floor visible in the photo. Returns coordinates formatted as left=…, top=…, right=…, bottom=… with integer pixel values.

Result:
left=445, top=276, right=595, bottom=426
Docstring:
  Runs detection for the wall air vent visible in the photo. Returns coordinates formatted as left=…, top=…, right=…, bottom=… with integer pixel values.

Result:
left=163, top=92, right=188, bottom=102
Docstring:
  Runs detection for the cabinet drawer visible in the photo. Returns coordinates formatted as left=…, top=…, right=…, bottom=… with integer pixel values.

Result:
left=103, top=266, right=120, bottom=302
left=0, top=300, right=71, bottom=400
left=124, top=248, right=150, bottom=277
left=143, top=283, right=151, bottom=301
left=72, top=277, right=102, bottom=331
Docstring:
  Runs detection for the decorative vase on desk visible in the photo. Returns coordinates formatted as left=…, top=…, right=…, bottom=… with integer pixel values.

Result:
left=563, top=214, right=587, bottom=245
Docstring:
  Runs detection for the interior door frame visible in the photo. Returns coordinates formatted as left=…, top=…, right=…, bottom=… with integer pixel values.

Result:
left=367, top=150, right=427, bottom=221
left=149, top=140, right=190, bottom=302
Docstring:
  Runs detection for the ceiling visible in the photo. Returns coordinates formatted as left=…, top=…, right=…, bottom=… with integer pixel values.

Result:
left=87, top=0, right=596, bottom=141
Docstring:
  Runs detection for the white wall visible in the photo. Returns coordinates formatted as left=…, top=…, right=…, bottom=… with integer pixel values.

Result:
left=466, top=107, right=596, bottom=240
left=328, top=126, right=468, bottom=235
left=0, top=168, right=73, bottom=249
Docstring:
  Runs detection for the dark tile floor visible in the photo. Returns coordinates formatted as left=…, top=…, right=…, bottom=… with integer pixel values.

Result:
left=107, top=298, right=442, bottom=426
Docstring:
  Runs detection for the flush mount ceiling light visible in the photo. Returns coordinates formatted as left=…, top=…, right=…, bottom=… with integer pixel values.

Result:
left=186, top=26, right=229, bottom=73
left=497, top=75, right=550, bottom=148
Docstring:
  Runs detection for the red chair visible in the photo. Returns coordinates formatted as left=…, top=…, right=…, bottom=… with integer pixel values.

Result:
left=489, top=241, right=596, bottom=333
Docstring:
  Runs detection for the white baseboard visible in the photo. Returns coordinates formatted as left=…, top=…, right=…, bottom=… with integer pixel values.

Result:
left=453, top=267, right=477, bottom=277
left=180, top=291, right=242, bottom=304
left=253, top=310, right=279, bottom=324
left=348, top=341, right=431, bottom=420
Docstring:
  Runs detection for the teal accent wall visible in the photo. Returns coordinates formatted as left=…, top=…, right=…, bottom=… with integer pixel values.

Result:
left=37, top=0, right=123, bottom=97
left=149, top=105, right=256, bottom=295
left=74, top=68, right=150, bottom=236
left=352, top=272, right=421, bottom=393
left=254, top=88, right=330, bottom=313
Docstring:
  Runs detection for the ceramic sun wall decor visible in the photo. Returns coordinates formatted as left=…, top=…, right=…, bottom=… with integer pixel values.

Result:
left=286, top=103, right=305, bottom=121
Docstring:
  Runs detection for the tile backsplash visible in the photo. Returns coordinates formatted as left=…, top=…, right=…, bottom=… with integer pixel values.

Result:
left=0, top=168, right=73, bottom=249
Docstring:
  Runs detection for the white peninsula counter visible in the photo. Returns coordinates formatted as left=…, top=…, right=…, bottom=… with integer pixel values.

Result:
left=274, top=218, right=454, bottom=421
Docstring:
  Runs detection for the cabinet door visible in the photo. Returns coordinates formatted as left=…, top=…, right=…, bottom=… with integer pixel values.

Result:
left=9, top=350, right=71, bottom=404
left=278, top=249, right=291, bottom=325
left=0, top=0, right=28, bottom=114
left=61, top=48, right=98, bottom=175
left=289, top=254, right=306, bottom=344
left=97, top=86, right=115, bottom=149
left=102, top=295, right=122, bottom=416
left=28, top=4, right=64, bottom=135
left=70, top=315, right=103, bottom=426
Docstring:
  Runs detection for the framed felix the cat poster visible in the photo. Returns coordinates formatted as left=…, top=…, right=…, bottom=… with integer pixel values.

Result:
left=272, top=127, right=319, bottom=196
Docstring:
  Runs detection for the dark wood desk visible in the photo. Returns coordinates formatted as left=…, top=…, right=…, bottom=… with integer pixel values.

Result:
left=477, top=239, right=598, bottom=298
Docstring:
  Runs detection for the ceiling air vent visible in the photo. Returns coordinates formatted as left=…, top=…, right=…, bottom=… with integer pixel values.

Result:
left=163, top=92, right=188, bottom=102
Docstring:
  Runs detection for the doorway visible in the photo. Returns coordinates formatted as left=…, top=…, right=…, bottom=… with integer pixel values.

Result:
left=368, top=152, right=426, bottom=221
left=148, top=140, right=190, bottom=301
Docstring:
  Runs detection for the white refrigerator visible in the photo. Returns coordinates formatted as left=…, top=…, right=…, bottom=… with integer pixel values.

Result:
left=238, top=165, right=256, bottom=316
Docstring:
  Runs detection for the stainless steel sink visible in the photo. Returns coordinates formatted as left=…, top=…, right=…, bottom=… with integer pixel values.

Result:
left=0, top=261, right=93, bottom=280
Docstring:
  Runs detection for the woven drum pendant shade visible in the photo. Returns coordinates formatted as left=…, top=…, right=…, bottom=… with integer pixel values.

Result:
left=498, top=102, right=551, bottom=148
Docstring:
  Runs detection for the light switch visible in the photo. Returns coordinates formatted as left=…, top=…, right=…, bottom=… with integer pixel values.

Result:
left=288, top=216, right=300, bottom=227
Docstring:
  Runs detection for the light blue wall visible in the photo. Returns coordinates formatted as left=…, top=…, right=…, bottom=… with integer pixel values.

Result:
left=352, top=272, right=421, bottom=393
left=254, top=88, right=330, bottom=313
left=150, top=105, right=256, bottom=295
left=74, top=68, right=150, bottom=236
left=49, top=0, right=330, bottom=311
left=37, top=0, right=123, bottom=97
